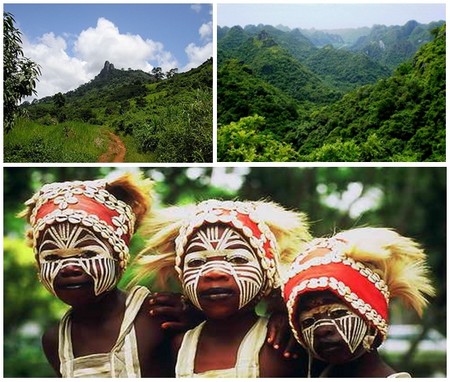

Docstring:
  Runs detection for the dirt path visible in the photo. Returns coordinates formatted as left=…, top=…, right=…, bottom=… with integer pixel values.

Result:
left=98, top=131, right=126, bottom=162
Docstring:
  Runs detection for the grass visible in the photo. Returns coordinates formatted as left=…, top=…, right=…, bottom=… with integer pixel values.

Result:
left=121, top=134, right=157, bottom=162
left=4, top=118, right=110, bottom=163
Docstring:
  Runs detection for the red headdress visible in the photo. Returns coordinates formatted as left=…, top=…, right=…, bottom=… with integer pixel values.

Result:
left=25, top=179, right=136, bottom=269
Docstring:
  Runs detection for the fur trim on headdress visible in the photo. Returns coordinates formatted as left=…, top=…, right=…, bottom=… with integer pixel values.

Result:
left=334, top=227, right=435, bottom=316
left=131, top=199, right=311, bottom=292
left=20, top=172, right=153, bottom=270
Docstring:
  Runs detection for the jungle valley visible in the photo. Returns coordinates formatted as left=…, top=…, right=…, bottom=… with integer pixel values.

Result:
left=217, top=21, right=445, bottom=162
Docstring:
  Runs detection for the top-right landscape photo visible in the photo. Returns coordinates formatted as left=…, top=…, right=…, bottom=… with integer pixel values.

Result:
left=217, top=3, right=446, bottom=162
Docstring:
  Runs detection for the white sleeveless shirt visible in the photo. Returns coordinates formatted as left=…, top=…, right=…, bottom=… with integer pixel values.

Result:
left=58, top=286, right=149, bottom=378
left=176, top=316, right=269, bottom=378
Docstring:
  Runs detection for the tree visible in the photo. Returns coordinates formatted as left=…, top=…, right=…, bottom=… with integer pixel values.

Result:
left=151, top=67, right=164, bottom=81
left=218, top=115, right=299, bottom=161
left=3, top=12, right=41, bottom=132
left=166, top=68, right=178, bottom=79
left=52, top=92, right=65, bottom=108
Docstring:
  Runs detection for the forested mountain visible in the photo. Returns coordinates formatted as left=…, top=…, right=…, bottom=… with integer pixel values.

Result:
left=10, top=59, right=213, bottom=163
left=349, top=20, right=445, bottom=69
left=217, top=22, right=445, bottom=162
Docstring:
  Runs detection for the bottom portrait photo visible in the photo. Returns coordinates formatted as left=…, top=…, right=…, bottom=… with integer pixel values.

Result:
left=3, top=166, right=446, bottom=378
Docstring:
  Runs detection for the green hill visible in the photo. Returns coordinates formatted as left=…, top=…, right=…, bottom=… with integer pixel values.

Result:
left=7, top=59, right=212, bottom=163
left=350, top=20, right=445, bottom=69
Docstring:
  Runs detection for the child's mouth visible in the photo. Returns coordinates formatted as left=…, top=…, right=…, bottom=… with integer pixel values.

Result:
left=59, top=281, right=91, bottom=290
left=200, top=287, right=234, bottom=300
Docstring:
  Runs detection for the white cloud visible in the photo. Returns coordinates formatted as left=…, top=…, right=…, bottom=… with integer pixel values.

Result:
left=21, top=17, right=179, bottom=99
left=23, top=33, right=90, bottom=99
left=191, top=4, right=202, bottom=13
left=183, top=41, right=212, bottom=71
left=199, top=21, right=213, bottom=41
left=74, top=17, right=177, bottom=74
left=182, top=22, right=213, bottom=71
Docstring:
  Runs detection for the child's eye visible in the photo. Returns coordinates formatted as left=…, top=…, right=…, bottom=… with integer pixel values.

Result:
left=43, top=254, right=61, bottom=261
left=301, top=317, right=315, bottom=329
left=81, top=250, right=98, bottom=259
left=187, top=258, right=206, bottom=268
left=227, top=255, right=249, bottom=265
left=329, top=309, right=350, bottom=319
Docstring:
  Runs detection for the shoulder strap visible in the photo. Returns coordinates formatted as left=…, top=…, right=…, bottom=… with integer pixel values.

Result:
left=235, top=316, right=268, bottom=377
left=111, top=285, right=150, bottom=351
left=175, top=321, right=206, bottom=377
left=58, top=309, right=74, bottom=377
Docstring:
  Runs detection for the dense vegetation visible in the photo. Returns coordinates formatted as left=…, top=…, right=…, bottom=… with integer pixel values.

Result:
left=218, top=21, right=445, bottom=162
left=6, top=58, right=213, bottom=163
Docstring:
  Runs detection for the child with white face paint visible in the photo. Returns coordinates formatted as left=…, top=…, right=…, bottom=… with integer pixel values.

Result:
left=21, top=173, right=176, bottom=378
left=134, top=199, right=312, bottom=377
left=283, top=227, right=435, bottom=378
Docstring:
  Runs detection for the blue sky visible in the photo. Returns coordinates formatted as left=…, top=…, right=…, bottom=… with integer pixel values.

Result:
left=4, top=3, right=213, bottom=99
left=218, top=3, right=446, bottom=30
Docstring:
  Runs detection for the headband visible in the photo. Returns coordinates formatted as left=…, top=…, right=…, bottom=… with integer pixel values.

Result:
left=25, top=179, right=136, bottom=269
left=283, top=237, right=390, bottom=346
left=174, top=199, right=280, bottom=294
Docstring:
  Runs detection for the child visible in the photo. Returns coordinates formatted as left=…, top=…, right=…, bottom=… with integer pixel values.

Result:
left=20, top=173, right=175, bottom=377
left=282, top=227, right=435, bottom=378
left=133, top=199, right=312, bottom=377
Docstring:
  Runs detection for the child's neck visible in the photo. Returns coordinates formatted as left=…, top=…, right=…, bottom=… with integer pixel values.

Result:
left=324, top=350, right=395, bottom=377
left=203, top=308, right=258, bottom=336
left=71, top=287, right=125, bottom=323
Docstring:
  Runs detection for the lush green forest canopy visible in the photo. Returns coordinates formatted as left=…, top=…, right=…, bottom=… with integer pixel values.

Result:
left=6, top=58, right=213, bottom=163
left=217, top=21, right=445, bottom=162
left=4, top=167, right=446, bottom=377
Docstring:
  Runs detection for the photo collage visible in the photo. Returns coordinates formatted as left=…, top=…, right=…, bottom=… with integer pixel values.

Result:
left=3, top=0, right=447, bottom=378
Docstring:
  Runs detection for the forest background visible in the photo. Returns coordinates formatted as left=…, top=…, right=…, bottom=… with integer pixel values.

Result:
left=3, top=166, right=446, bottom=377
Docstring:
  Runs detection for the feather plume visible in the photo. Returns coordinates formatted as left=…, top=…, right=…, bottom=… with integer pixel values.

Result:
left=335, top=227, right=435, bottom=316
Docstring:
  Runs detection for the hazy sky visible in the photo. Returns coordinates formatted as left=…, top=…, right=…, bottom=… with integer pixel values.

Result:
left=218, top=3, right=446, bottom=30
left=4, top=3, right=212, bottom=99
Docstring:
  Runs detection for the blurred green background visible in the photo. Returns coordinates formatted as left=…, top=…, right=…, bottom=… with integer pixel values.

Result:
left=3, top=166, right=446, bottom=377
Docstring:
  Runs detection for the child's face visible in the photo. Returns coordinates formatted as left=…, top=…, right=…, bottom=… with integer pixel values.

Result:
left=181, top=223, right=265, bottom=317
left=296, top=291, right=370, bottom=364
left=36, top=222, right=120, bottom=306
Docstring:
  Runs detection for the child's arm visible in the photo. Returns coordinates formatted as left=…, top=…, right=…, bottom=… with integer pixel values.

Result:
left=42, top=325, right=62, bottom=377
left=266, top=312, right=305, bottom=359
left=264, top=291, right=305, bottom=359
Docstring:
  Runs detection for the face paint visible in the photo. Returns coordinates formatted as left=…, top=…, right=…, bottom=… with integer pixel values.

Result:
left=37, top=223, right=119, bottom=296
left=182, top=225, right=265, bottom=310
left=299, top=302, right=370, bottom=356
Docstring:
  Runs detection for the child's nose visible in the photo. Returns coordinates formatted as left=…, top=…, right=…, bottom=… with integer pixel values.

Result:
left=313, top=322, right=336, bottom=338
left=202, top=267, right=230, bottom=281
left=59, top=262, right=84, bottom=276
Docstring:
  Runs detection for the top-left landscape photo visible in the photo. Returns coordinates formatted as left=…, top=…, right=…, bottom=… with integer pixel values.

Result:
left=4, top=3, right=213, bottom=163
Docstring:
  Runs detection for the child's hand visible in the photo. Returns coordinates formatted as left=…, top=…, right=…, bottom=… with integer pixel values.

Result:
left=149, top=292, right=204, bottom=331
left=267, top=312, right=304, bottom=359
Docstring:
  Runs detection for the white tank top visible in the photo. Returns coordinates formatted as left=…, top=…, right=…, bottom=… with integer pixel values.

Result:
left=176, top=316, right=269, bottom=378
left=58, top=286, right=149, bottom=378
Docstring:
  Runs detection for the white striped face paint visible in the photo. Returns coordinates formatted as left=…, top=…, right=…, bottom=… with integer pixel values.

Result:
left=299, top=302, right=370, bottom=359
left=182, top=225, right=265, bottom=311
left=37, top=223, right=119, bottom=296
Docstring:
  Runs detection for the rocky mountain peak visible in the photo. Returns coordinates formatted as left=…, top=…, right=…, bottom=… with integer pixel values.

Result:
left=97, top=61, right=115, bottom=79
